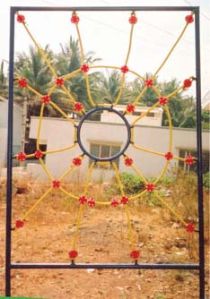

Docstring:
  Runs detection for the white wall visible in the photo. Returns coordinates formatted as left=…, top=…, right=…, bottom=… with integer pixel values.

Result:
left=28, top=116, right=210, bottom=182
left=101, top=106, right=163, bottom=126
left=0, top=100, right=23, bottom=167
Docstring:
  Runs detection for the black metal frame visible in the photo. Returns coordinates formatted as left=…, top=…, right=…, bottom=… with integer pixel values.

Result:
left=6, top=6, right=205, bottom=298
left=77, top=106, right=131, bottom=161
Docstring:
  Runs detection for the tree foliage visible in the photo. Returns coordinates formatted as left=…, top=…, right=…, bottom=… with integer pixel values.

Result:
left=0, top=38, right=207, bottom=130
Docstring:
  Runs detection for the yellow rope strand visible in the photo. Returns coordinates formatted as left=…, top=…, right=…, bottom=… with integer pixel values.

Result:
left=75, top=24, right=85, bottom=63
left=23, top=24, right=57, bottom=77
left=166, top=86, right=183, bottom=99
left=85, top=75, right=96, bottom=107
left=125, top=24, right=135, bottom=65
left=27, top=85, right=43, bottom=98
left=60, top=187, right=78, bottom=200
left=61, top=85, right=77, bottom=104
left=44, top=143, right=77, bottom=155
left=114, top=75, right=125, bottom=105
left=154, top=23, right=188, bottom=76
left=130, top=162, right=148, bottom=185
left=62, top=68, right=82, bottom=80
left=133, top=144, right=165, bottom=157
left=49, top=101, right=74, bottom=124
left=36, top=104, right=45, bottom=150
left=59, top=165, right=75, bottom=181
left=133, top=86, right=147, bottom=105
left=112, top=162, right=125, bottom=196
left=71, top=205, right=85, bottom=249
left=39, top=158, right=53, bottom=180
left=22, top=187, right=52, bottom=220
left=131, top=101, right=159, bottom=126
left=130, top=189, right=147, bottom=200
left=75, top=19, right=96, bottom=107
left=83, top=162, right=95, bottom=195
left=48, top=85, right=57, bottom=96
left=124, top=205, right=136, bottom=247
left=154, top=161, right=170, bottom=185
left=154, top=192, right=187, bottom=226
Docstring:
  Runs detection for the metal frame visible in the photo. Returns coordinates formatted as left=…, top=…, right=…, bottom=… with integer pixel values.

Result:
left=6, top=6, right=205, bottom=298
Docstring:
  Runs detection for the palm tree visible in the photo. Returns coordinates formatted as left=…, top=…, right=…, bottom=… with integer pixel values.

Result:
left=97, top=70, right=132, bottom=105
left=55, top=37, right=101, bottom=110
left=15, top=46, right=55, bottom=116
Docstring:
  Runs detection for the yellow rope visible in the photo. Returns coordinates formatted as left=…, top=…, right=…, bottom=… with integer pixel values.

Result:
left=130, top=162, right=148, bottom=185
left=83, top=162, right=95, bottom=195
left=49, top=101, right=74, bottom=124
left=133, top=86, right=147, bottom=105
left=48, top=85, right=57, bottom=96
left=125, top=23, right=135, bottom=65
left=36, top=104, right=45, bottom=150
left=130, top=189, right=147, bottom=200
left=39, top=158, right=53, bottom=180
left=154, top=192, right=187, bottom=226
left=44, top=143, right=77, bottom=155
left=61, top=85, right=77, bottom=104
left=114, top=75, right=125, bottom=105
left=112, top=162, right=125, bottom=196
left=85, top=75, right=96, bottom=107
left=22, top=187, right=52, bottom=220
left=75, top=24, right=85, bottom=63
left=71, top=205, right=86, bottom=249
left=166, top=86, right=183, bottom=99
left=124, top=205, right=136, bottom=247
left=75, top=19, right=96, bottom=107
left=89, top=66, right=145, bottom=81
left=23, top=23, right=57, bottom=77
left=154, top=161, right=170, bottom=185
left=154, top=23, right=188, bottom=76
left=27, top=85, right=43, bottom=97
left=62, top=68, right=82, bottom=80
left=60, top=187, right=78, bottom=200
left=131, top=101, right=159, bottom=126
left=59, top=165, right=75, bottom=181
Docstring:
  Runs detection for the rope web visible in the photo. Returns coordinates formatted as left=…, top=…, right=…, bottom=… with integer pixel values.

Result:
left=15, top=11, right=196, bottom=262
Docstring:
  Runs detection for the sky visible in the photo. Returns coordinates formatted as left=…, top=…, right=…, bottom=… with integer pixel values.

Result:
left=0, top=0, right=209, bottom=100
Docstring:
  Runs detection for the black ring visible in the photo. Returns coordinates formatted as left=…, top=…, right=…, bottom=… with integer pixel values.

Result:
left=77, top=106, right=131, bottom=162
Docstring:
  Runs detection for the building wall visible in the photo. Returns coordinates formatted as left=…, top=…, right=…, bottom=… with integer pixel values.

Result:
left=0, top=100, right=22, bottom=167
left=100, top=106, right=163, bottom=126
left=28, top=116, right=210, bottom=182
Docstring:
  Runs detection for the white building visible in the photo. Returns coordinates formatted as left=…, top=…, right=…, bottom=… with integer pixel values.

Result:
left=101, top=105, right=163, bottom=126
left=0, top=98, right=23, bottom=169
left=27, top=111, right=210, bottom=182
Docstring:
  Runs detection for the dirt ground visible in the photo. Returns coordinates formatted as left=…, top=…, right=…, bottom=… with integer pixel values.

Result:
left=0, top=186, right=209, bottom=299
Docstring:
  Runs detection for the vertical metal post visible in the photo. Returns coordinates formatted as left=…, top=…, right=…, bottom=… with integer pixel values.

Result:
left=194, top=7, right=205, bottom=299
left=5, top=7, right=15, bottom=297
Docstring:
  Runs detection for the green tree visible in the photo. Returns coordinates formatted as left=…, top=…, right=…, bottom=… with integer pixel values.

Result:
left=202, top=110, right=210, bottom=130
left=55, top=37, right=101, bottom=110
left=15, top=46, right=56, bottom=116
left=0, top=61, right=8, bottom=99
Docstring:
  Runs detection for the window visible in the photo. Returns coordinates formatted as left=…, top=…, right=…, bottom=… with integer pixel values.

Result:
left=89, top=143, right=121, bottom=168
left=179, top=149, right=209, bottom=173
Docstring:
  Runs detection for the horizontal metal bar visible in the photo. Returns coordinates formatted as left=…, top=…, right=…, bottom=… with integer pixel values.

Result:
left=12, top=6, right=198, bottom=12
left=11, top=263, right=200, bottom=270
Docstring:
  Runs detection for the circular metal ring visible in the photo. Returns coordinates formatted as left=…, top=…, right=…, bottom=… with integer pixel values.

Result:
left=77, top=106, right=131, bottom=162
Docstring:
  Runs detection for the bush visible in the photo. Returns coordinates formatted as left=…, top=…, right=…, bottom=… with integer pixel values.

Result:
left=120, top=172, right=144, bottom=194
left=203, top=172, right=210, bottom=189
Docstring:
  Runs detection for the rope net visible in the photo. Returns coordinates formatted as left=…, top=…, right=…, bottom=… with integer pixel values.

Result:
left=15, top=11, right=196, bottom=262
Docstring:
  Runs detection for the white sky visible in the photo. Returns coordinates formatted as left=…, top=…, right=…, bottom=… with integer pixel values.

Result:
left=0, top=0, right=209, bottom=99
